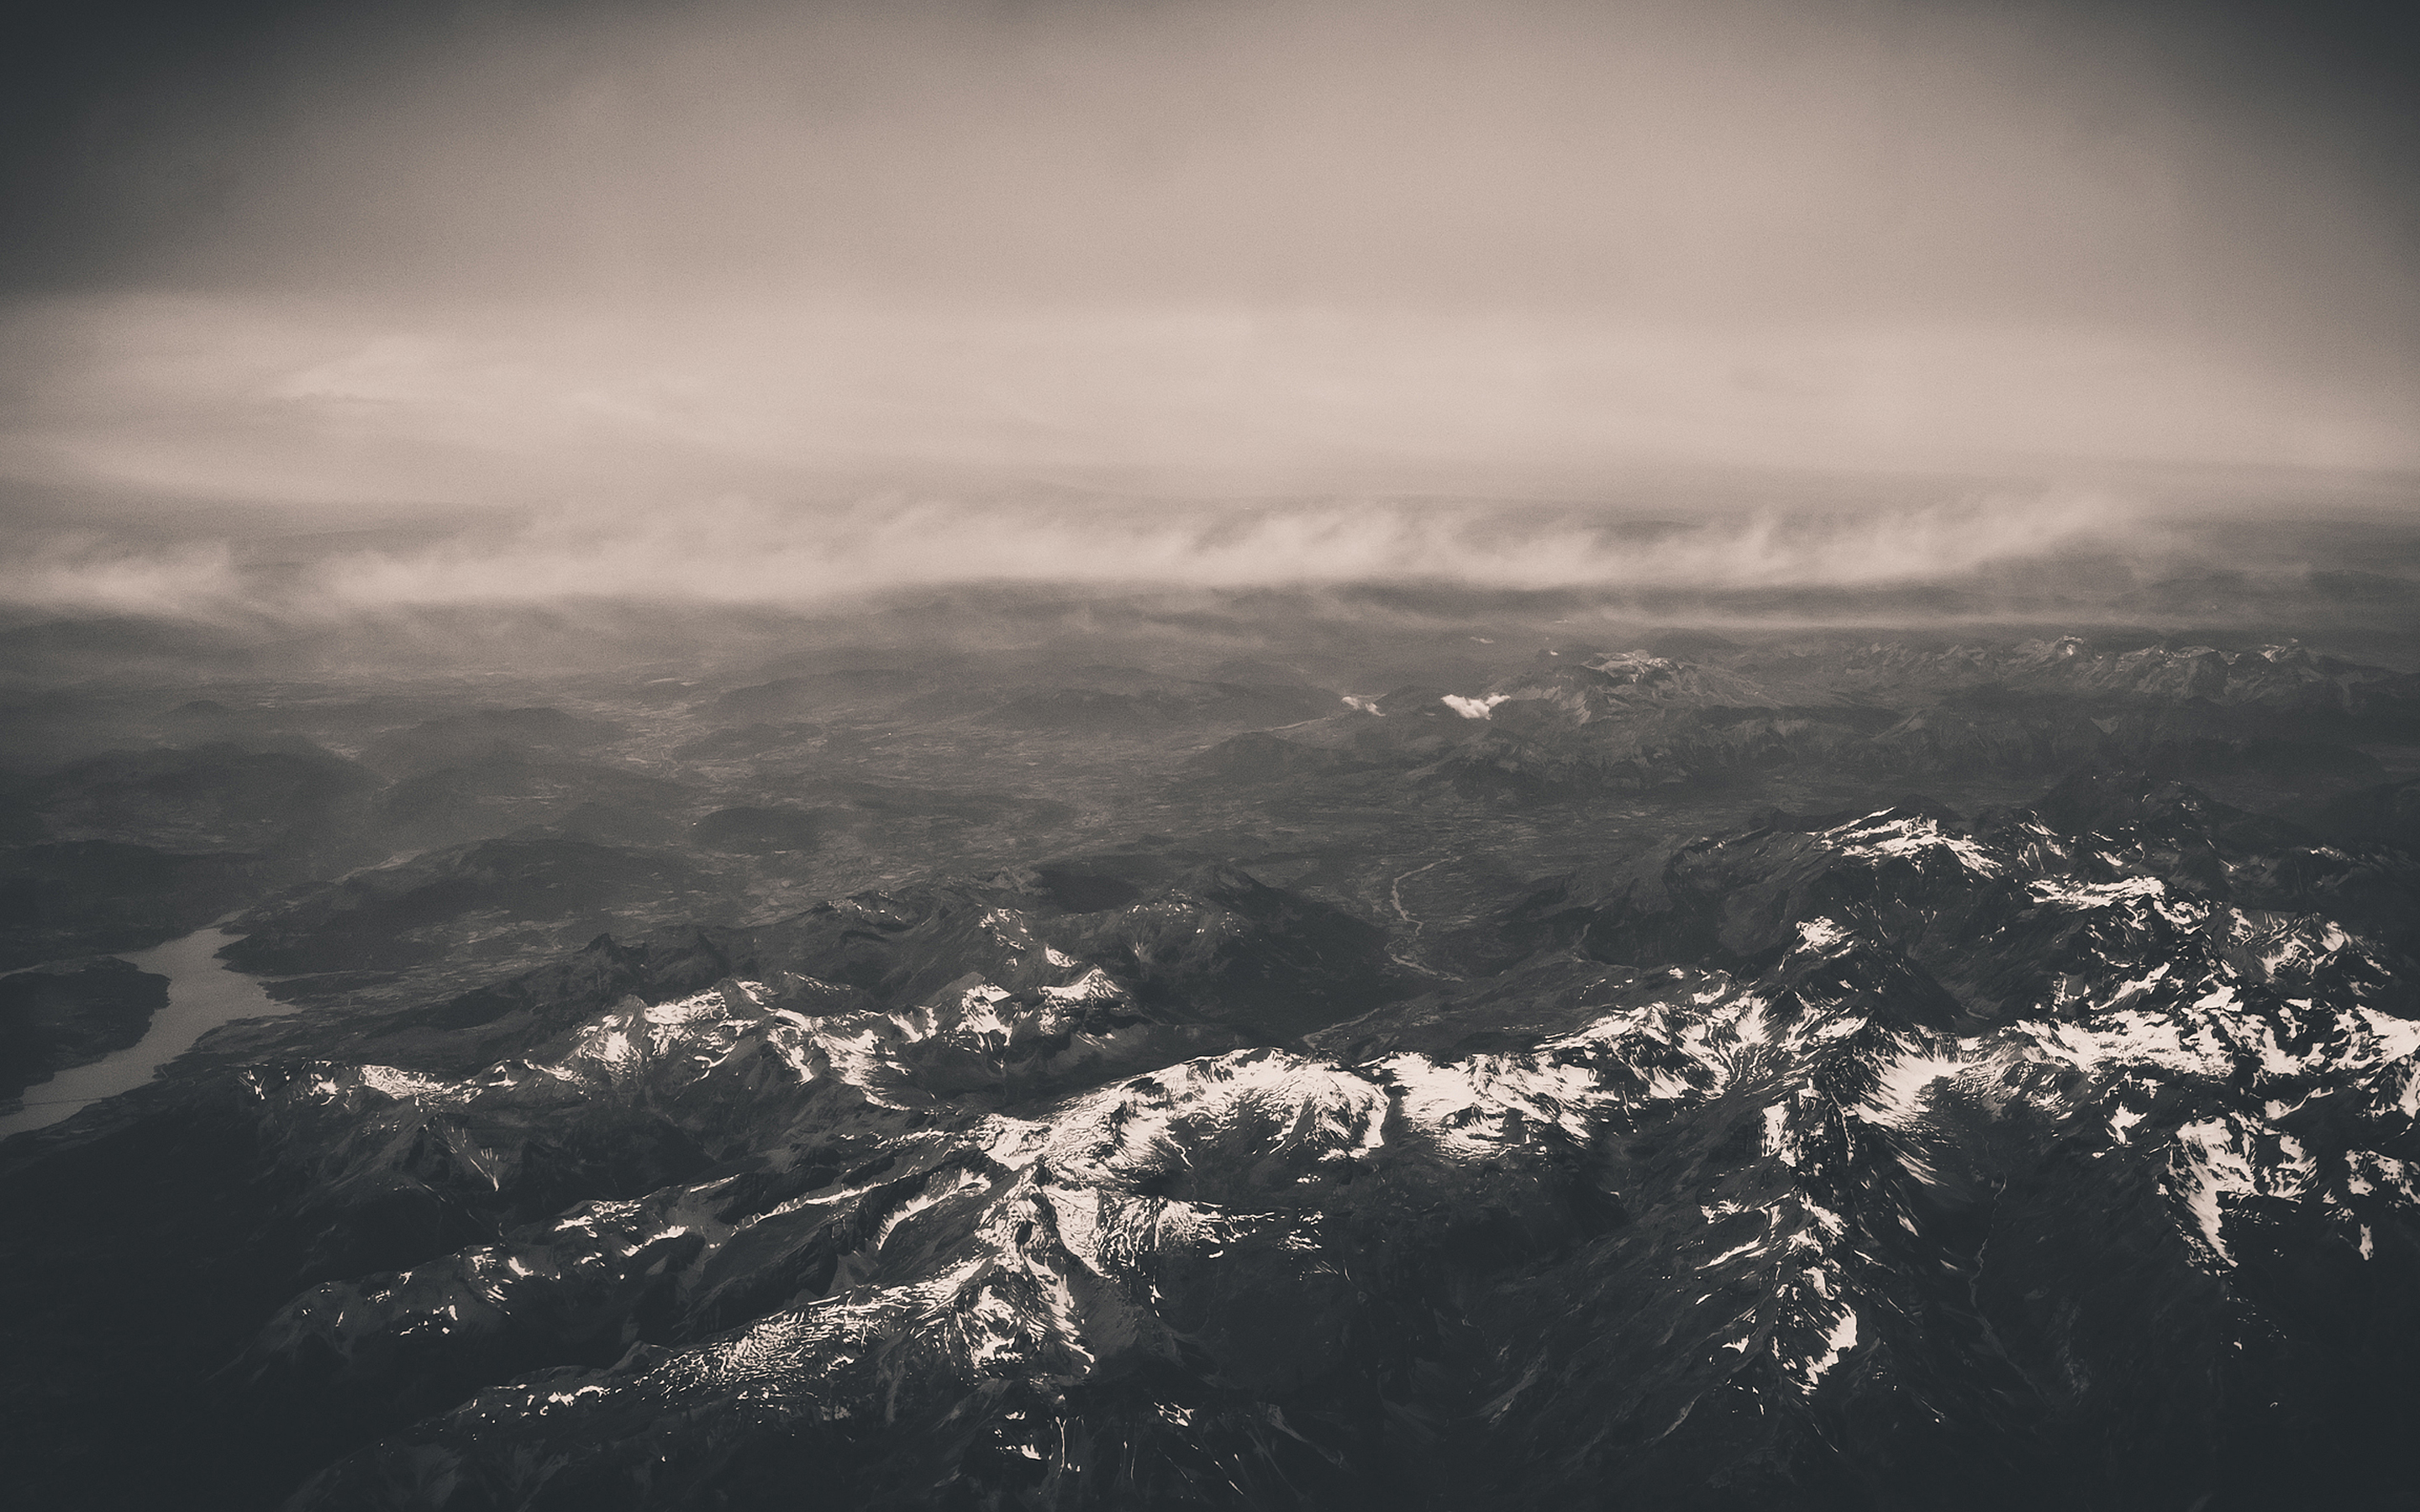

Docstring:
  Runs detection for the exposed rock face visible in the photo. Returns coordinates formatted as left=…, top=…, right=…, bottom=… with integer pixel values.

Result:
left=10, top=775, right=2410, bottom=1509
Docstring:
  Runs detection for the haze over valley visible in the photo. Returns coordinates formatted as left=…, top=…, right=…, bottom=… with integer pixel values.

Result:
left=3, top=2, right=2417, bottom=1509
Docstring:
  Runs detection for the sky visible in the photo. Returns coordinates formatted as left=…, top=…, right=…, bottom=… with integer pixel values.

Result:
left=0, top=0, right=2415, bottom=611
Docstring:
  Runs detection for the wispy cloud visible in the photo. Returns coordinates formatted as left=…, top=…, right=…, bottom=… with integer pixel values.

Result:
left=1, top=0, right=2410, bottom=627
left=0, top=533, right=246, bottom=617
left=317, top=492, right=2158, bottom=604
left=1, top=487, right=2171, bottom=620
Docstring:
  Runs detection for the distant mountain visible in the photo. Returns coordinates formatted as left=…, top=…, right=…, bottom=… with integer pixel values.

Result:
left=370, top=754, right=700, bottom=853
left=0, top=842, right=266, bottom=968
left=224, top=836, right=728, bottom=978
left=1819, top=637, right=2420, bottom=735
left=689, top=805, right=846, bottom=853
left=2295, top=775, right=2420, bottom=854
left=711, top=669, right=923, bottom=722
left=6, top=741, right=378, bottom=855
left=1181, top=641, right=2417, bottom=805
left=359, top=708, right=625, bottom=779
left=986, top=676, right=1335, bottom=733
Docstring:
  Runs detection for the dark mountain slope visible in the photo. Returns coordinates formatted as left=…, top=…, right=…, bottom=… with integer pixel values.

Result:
left=8, top=774, right=2417, bottom=1509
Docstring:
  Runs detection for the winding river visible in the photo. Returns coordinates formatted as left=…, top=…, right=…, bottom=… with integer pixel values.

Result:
left=0, top=927, right=290, bottom=1140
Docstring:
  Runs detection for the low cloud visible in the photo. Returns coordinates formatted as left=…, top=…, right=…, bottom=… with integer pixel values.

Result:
left=2, top=0, right=2409, bottom=636
left=2, top=486, right=2173, bottom=622
left=318, top=491, right=2156, bottom=604
left=0, top=534, right=247, bottom=618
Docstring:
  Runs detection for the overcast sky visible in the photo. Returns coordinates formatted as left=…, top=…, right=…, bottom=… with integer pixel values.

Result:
left=1, top=0, right=2415, bottom=542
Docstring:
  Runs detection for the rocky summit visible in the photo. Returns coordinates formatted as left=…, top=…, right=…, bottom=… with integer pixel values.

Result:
left=8, top=767, right=2417, bottom=1508
left=8, top=0, right=2419, bottom=1495
left=5, top=593, right=2420, bottom=1511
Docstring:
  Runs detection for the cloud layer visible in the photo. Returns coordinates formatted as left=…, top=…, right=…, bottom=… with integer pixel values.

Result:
left=3, top=487, right=2181, bottom=620
left=2, top=0, right=2416, bottom=514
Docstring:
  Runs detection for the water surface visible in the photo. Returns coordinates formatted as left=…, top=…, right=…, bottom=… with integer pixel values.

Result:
left=0, top=928, right=289, bottom=1140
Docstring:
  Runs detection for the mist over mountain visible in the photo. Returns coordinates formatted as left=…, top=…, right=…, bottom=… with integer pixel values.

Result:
left=6, top=0, right=2420, bottom=1508
left=6, top=542, right=2420, bottom=1509
left=5, top=480, right=2418, bottom=640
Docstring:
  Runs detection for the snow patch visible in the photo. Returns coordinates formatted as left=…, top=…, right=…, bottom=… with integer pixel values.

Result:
left=1760, top=1104, right=1797, bottom=1164
left=1823, top=811, right=2003, bottom=877
left=358, top=1064, right=453, bottom=1101
left=1796, top=1308, right=1860, bottom=1390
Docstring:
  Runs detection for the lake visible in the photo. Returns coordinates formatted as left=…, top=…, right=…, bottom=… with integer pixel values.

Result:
left=0, top=927, right=291, bottom=1140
